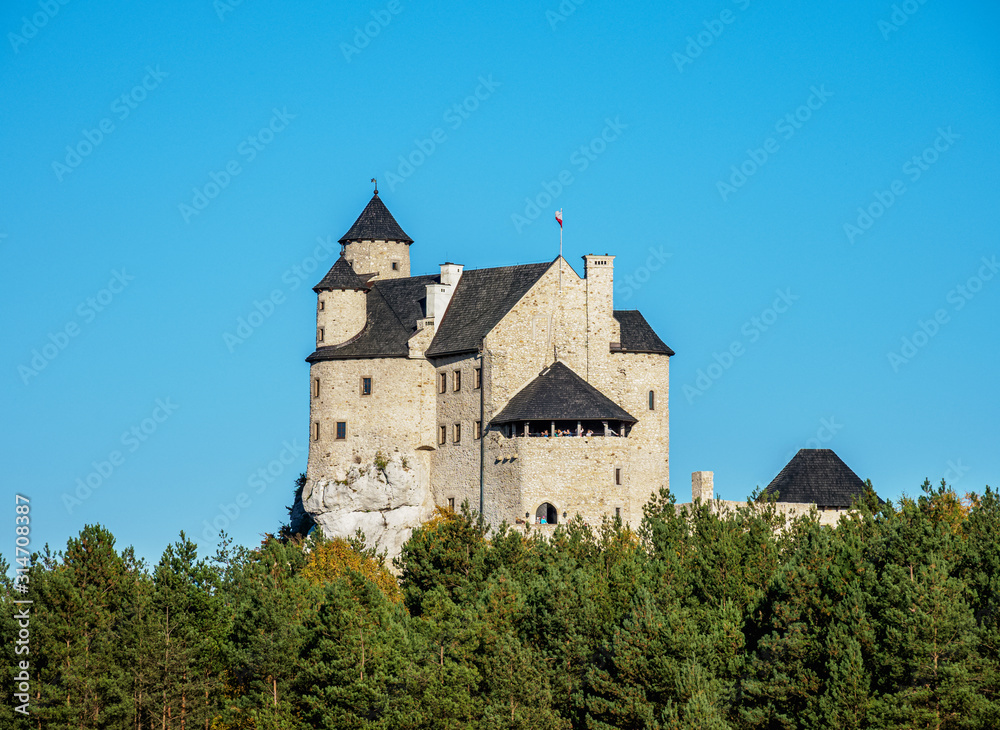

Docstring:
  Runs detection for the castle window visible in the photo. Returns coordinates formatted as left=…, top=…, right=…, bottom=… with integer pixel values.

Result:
left=453, top=423, right=461, bottom=443
left=361, top=377, right=372, bottom=396
left=615, top=507, right=621, bottom=519
left=318, top=299, right=325, bottom=311
left=474, top=367, right=482, bottom=389
left=312, top=378, right=320, bottom=398
left=317, top=327, right=325, bottom=343
left=336, top=422, right=347, bottom=440
left=615, top=467, right=622, bottom=485
left=448, top=497, right=455, bottom=510
left=439, top=425, right=447, bottom=445
left=391, top=261, right=400, bottom=271
left=453, top=370, right=461, bottom=391
left=439, top=372, right=447, bottom=393
left=474, top=420, right=482, bottom=439
left=648, top=390, right=655, bottom=410
left=312, top=422, right=320, bottom=441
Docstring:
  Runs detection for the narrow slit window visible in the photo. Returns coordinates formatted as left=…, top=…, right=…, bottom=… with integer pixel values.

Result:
left=453, top=423, right=461, bottom=443
left=648, top=390, right=655, bottom=410
left=311, top=422, right=320, bottom=441
left=439, top=425, right=447, bottom=445
left=448, top=497, right=455, bottom=510
left=336, top=422, right=347, bottom=440
left=312, top=378, right=320, bottom=398
left=439, top=372, right=447, bottom=393
left=474, top=420, right=482, bottom=439
left=453, top=370, right=461, bottom=391
left=318, top=299, right=325, bottom=311
left=317, top=327, right=325, bottom=343
left=615, top=467, right=622, bottom=485
left=474, top=367, right=482, bottom=389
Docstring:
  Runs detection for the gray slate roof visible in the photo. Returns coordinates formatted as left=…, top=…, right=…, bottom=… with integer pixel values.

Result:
left=306, top=275, right=437, bottom=362
left=491, top=361, right=637, bottom=424
left=339, top=193, right=413, bottom=244
left=761, top=449, right=869, bottom=508
left=613, top=310, right=675, bottom=356
left=424, top=262, right=552, bottom=357
left=314, top=255, right=371, bottom=292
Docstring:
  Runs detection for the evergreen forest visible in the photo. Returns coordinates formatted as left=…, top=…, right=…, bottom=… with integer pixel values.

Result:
left=3, top=478, right=999, bottom=729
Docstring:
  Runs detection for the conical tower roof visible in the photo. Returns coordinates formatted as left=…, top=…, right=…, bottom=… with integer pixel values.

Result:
left=339, top=192, right=413, bottom=244
left=314, top=255, right=371, bottom=293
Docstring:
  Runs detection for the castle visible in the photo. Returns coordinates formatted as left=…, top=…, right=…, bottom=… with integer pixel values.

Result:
left=300, top=189, right=674, bottom=553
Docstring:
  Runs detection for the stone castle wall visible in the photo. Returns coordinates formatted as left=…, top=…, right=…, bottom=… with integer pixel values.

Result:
left=429, top=352, right=484, bottom=512
left=316, top=289, right=366, bottom=347
left=343, top=239, right=410, bottom=279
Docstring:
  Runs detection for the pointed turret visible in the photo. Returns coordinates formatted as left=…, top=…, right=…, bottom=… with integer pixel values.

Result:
left=313, top=255, right=369, bottom=347
left=340, top=189, right=413, bottom=280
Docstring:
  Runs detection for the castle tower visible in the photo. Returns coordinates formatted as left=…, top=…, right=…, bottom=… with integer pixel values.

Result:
left=313, top=255, right=369, bottom=347
left=339, top=189, right=413, bottom=281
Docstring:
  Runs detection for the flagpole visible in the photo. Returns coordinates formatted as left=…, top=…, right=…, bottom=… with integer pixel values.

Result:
left=558, top=209, right=563, bottom=294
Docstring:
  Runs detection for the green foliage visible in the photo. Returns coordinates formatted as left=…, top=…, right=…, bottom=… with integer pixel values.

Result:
left=14, top=479, right=1000, bottom=728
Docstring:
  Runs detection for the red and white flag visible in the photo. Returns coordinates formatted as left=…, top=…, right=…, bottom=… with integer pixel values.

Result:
left=555, top=209, right=563, bottom=228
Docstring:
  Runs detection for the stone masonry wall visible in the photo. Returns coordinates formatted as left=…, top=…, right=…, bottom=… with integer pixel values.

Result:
left=343, top=239, right=410, bottom=280
left=429, top=352, right=484, bottom=513
left=316, top=289, right=366, bottom=347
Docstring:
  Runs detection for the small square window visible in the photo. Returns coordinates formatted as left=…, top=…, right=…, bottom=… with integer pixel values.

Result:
left=318, top=300, right=325, bottom=311
left=439, top=425, right=447, bottom=445
left=453, top=370, right=461, bottom=391
left=439, top=372, right=447, bottom=393
left=361, top=377, right=372, bottom=396
left=312, top=378, right=320, bottom=398
left=312, top=422, right=320, bottom=441
left=453, top=423, right=461, bottom=443
left=317, top=327, right=325, bottom=343
left=615, top=467, right=622, bottom=485
left=336, top=422, right=347, bottom=440
left=448, top=497, right=455, bottom=510
left=474, top=367, right=482, bottom=389
left=474, top=420, right=482, bottom=439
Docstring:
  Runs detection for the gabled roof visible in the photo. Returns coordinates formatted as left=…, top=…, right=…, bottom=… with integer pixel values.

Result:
left=313, top=255, right=371, bottom=292
left=491, top=361, right=637, bottom=424
left=339, top=193, right=413, bottom=244
left=425, top=262, right=552, bottom=357
left=761, top=449, right=870, bottom=508
left=306, top=275, right=437, bottom=362
left=612, top=310, right=674, bottom=356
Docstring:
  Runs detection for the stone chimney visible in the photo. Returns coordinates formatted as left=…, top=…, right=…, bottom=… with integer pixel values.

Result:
left=421, top=262, right=463, bottom=330
left=692, top=471, right=714, bottom=502
left=583, top=254, right=617, bottom=382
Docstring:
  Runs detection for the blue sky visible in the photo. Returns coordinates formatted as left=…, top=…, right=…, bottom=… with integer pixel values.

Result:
left=2, top=0, right=998, bottom=566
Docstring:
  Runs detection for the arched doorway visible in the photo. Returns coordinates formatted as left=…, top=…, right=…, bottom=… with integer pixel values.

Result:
left=535, top=502, right=558, bottom=525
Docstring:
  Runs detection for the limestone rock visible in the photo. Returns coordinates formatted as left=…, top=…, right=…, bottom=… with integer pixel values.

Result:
left=303, top=454, right=435, bottom=560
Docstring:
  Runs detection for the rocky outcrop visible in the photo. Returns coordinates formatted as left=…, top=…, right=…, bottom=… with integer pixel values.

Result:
left=302, top=453, right=435, bottom=560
